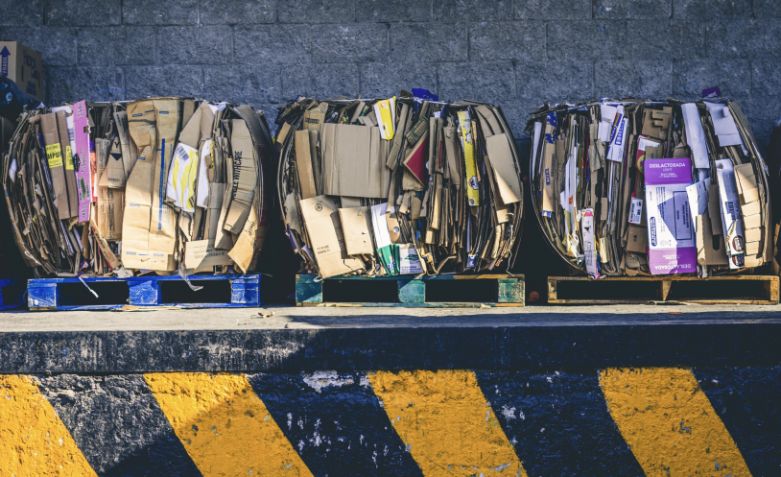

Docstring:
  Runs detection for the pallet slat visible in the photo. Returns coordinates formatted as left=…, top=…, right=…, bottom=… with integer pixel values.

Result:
left=0, top=279, right=23, bottom=310
left=547, top=275, right=780, bottom=305
left=27, top=274, right=262, bottom=311
left=296, top=274, right=525, bottom=307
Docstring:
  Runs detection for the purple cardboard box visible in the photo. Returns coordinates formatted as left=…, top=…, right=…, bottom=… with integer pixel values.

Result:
left=644, top=158, right=697, bottom=275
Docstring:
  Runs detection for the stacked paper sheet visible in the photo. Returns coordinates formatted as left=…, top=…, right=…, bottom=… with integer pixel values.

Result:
left=528, top=98, right=772, bottom=278
left=276, top=92, right=524, bottom=279
left=2, top=98, right=274, bottom=277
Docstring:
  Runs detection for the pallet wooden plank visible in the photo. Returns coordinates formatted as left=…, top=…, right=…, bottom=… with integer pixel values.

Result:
left=398, top=279, right=425, bottom=305
left=295, top=274, right=525, bottom=307
left=498, top=278, right=525, bottom=305
left=27, top=274, right=262, bottom=311
left=547, top=275, right=779, bottom=305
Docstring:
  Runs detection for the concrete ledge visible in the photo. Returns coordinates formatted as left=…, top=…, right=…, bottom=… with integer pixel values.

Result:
left=1, top=306, right=779, bottom=475
left=0, top=306, right=780, bottom=373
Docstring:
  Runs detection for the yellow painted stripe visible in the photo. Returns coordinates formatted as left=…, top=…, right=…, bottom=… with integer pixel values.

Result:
left=370, top=370, right=526, bottom=476
left=0, top=375, right=96, bottom=477
left=145, top=373, right=312, bottom=477
left=600, top=368, right=751, bottom=477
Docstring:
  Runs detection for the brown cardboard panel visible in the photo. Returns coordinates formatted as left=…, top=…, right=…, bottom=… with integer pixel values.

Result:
left=322, top=124, right=388, bottom=199
left=39, top=112, right=71, bottom=220
left=626, top=224, right=647, bottom=253
left=695, top=215, right=728, bottom=265
left=338, top=206, right=374, bottom=256
left=299, top=195, right=363, bottom=278
left=55, top=110, right=79, bottom=217
left=223, top=118, right=257, bottom=234
left=294, top=129, right=317, bottom=199
left=485, top=133, right=522, bottom=205
left=228, top=198, right=260, bottom=273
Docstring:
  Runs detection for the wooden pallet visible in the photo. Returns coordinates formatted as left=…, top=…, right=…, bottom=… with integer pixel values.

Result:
left=0, top=279, right=23, bottom=310
left=296, top=273, right=524, bottom=307
left=547, top=275, right=780, bottom=305
left=27, top=274, right=262, bottom=311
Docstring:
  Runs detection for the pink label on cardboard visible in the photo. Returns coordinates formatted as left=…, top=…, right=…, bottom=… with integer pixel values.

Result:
left=648, top=247, right=698, bottom=275
left=644, top=157, right=693, bottom=185
left=644, top=157, right=696, bottom=276
left=72, top=100, right=92, bottom=223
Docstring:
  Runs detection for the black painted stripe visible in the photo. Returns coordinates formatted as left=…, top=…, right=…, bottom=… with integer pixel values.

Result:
left=696, top=366, right=781, bottom=476
left=248, top=372, right=423, bottom=477
left=477, top=370, right=643, bottom=476
left=37, top=374, right=201, bottom=477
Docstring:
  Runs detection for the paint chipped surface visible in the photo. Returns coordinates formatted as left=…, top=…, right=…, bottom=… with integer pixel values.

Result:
left=369, top=370, right=527, bottom=476
left=600, top=368, right=751, bottom=477
left=145, top=373, right=312, bottom=477
left=303, top=371, right=355, bottom=393
left=0, top=376, right=96, bottom=476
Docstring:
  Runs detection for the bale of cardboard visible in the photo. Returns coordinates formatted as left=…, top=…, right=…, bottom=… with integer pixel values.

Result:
left=2, top=97, right=275, bottom=277
left=276, top=91, right=524, bottom=279
left=527, top=98, right=773, bottom=278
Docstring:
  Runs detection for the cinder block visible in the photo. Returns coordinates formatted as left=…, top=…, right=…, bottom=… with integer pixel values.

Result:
left=46, top=0, right=121, bottom=26
left=283, top=62, right=360, bottom=98
left=306, top=24, right=389, bottom=63
left=705, top=20, right=781, bottom=59
left=122, top=0, right=198, bottom=25
left=594, top=59, right=673, bottom=97
left=673, top=0, right=752, bottom=19
left=203, top=64, right=282, bottom=104
left=0, top=26, right=77, bottom=66
left=77, top=27, right=156, bottom=66
left=156, top=26, right=232, bottom=64
left=357, top=0, right=432, bottom=22
left=48, top=67, right=124, bottom=103
left=625, top=20, right=704, bottom=60
left=754, top=0, right=781, bottom=18
left=200, top=0, right=276, bottom=25
left=469, top=21, right=545, bottom=62
left=0, top=0, right=43, bottom=26
left=438, top=61, right=516, bottom=103
left=673, top=59, right=751, bottom=98
left=123, top=65, right=202, bottom=98
left=750, top=61, right=781, bottom=97
left=515, top=0, right=591, bottom=19
left=235, top=25, right=310, bottom=65
left=389, top=23, right=467, bottom=62
left=435, top=0, right=513, bottom=21
left=279, top=0, right=355, bottom=23
left=516, top=60, right=594, bottom=101
left=546, top=21, right=626, bottom=61
left=359, top=61, right=437, bottom=98
left=594, top=0, right=672, bottom=19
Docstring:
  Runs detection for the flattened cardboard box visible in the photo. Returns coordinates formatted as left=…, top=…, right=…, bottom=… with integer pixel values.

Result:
left=0, top=41, right=45, bottom=99
left=299, top=195, right=363, bottom=278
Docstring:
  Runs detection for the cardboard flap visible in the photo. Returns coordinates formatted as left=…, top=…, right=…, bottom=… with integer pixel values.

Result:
left=402, top=132, right=428, bottom=185
left=294, top=129, right=317, bottom=199
left=338, top=206, right=374, bottom=256
left=223, top=118, right=257, bottom=234
left=485, top=133, right=521, bottom=205
left=299, top=195, right=364, bottom=278
left=178, top=105, right=204, bottom=148
left=323, top=124, right=388, bottom=199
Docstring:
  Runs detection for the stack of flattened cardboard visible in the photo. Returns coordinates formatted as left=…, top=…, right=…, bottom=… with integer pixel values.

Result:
left=528, top=98, right=773, bottom=278
left=2, top=97, right=274, bottom=277
left=276, top=93, right=524, bottom=279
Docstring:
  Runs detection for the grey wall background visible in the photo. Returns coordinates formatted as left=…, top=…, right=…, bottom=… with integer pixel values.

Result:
left=1, top=0, right=781, bottom=148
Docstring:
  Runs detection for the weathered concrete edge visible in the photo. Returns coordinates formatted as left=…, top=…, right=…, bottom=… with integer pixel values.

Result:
left=2, top=321, right=780, bottom=373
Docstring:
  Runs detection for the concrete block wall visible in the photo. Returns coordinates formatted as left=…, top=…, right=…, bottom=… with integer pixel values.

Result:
left=1, top=0, right=781, bottom=146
